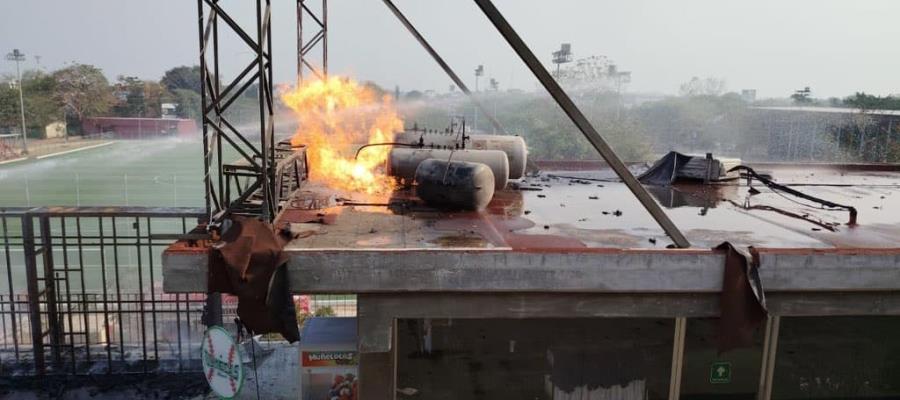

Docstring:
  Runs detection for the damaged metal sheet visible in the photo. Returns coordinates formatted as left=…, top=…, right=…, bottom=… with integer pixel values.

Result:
left=207, top=216, right=300, bottom=342
left=714, top=242, right=767, bottom=353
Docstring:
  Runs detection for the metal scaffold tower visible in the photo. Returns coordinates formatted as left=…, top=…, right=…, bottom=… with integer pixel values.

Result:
left=197, top=0, right=277, bottom=223
left=298, top=0, right=328, bottom=82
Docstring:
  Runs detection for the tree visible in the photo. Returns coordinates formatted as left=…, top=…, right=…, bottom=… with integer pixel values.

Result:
left=21, top=70, right=62, bottom=131
left=790, top=87, right=812, bottom=104
left=679, top=77, right=726, bottom=97
left=112, top=75, right=145, bottom=117
left=844, top=92, right=900, bottom=111
left=362, top=81, right=388, bottom=99
left=161, top=65, right=202, bottom=93
left=404, top=90, right=424, bottom=101
left=171, top=89, right=201, bottom=120
left=0, top=79, right=20, bottom=130
left=1, top=70, right=65, bottom=137
left=52, top=64, right=113, bottom=128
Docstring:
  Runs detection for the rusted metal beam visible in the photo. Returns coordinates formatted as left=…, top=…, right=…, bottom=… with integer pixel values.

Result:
left=472, top=0, right=690, bottom=247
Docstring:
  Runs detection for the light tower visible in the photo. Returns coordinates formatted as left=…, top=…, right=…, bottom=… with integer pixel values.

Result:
left=551, top=43, right=573, bottom=78
left=5, top=49, right=28, bottom=154
left=474, top=64, right=484, bottom=91
left=472, top=65, right=485, bottom=131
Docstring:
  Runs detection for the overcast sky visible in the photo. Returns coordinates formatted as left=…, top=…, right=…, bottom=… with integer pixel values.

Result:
left=1, top=0, right=899, bottom=98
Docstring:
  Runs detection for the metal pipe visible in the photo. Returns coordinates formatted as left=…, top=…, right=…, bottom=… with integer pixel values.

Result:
left=472, top=0, right=690, bottom=248
left=381, top=0, right=505, bottom=136
left=197, top=0, right=212, bottom=219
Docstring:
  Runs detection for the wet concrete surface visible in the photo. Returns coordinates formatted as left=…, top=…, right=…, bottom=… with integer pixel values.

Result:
left=276, top=165, right=900, bottom=251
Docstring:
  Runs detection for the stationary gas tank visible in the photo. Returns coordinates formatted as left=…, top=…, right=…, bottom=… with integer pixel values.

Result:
left=414, top=159, right=495, bottom=211
left=394, top=132, right=527, bottom=179
left=388, top=148, right=509, bottom=190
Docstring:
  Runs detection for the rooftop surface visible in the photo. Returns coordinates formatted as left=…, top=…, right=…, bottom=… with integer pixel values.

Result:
left=163, top=161, right=900, bottom=296
left=275, top=162, right=900, bottom=251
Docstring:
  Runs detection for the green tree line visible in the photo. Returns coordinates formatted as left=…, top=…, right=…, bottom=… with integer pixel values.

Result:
left=0, top=64, right=207, bottom=137
left=397, top=87, right=900, bottom=163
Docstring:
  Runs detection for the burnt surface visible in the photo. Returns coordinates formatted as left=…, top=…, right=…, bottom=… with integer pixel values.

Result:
left=274, top=163, right=900, bottom=251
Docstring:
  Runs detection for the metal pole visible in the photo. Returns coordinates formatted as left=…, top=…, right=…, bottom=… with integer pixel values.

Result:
left=75, top=173, right=80, bottom=206
left=21, top=214, right=45, bottom=374
left=198, top=0, right=212, bottom=219
left=297, top=0, right=303, bottom=86
left=472, top=0, right=690, bottom=248
left=668, top=317, right=686, bottom=400
left=257, top=0, right=272, bottom=221
left=757, top=315, right=780, bottom=400
left=38, top=216, right=62, bottom=367
left=322, top=0, right=328, bottom=78
left=381, top=0, right=507, bottom=136
left=7, top=49, right=28, bottom=154
left=16, top=58, right=27, bottom=154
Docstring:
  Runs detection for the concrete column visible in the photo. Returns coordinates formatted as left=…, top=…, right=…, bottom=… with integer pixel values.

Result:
left=358, top=294, right=396, bottom=400
left=359, top=352, right=395, bottom=400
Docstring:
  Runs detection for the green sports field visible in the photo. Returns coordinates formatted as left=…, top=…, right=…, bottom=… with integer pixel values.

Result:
left=0, top=139, right=210, bottom=208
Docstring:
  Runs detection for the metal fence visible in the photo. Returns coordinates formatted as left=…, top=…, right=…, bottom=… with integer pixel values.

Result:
left=0, top=207, right=208, bottom=375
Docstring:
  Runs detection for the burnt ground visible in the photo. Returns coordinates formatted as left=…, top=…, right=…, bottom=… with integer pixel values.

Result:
left=0, top=373, right=210, bottom=400
left=0, top=343, right=300, bottom=399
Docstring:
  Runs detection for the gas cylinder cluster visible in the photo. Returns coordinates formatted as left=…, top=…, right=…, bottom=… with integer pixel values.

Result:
left=387, top=129, right=528, bottom=211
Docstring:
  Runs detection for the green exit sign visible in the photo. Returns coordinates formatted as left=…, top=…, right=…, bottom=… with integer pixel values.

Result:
left=710, top=361, right=732, bottom=384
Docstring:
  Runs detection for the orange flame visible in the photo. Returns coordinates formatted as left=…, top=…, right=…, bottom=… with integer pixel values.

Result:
left=281, top=77, right=403, bottom=195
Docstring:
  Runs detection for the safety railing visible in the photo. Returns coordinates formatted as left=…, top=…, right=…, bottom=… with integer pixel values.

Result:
left=0, top=207, right=207, bottom=375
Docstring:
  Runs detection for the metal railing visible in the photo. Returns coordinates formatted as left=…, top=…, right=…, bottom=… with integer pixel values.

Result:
left=0, top=207, right=207, bottom=375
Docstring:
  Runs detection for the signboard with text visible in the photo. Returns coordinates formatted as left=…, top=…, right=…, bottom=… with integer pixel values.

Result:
left=302, top=350, right=359, bottom=367
left=202, top=326, right=244, bottom=399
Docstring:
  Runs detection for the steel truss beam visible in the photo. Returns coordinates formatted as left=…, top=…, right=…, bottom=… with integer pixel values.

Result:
left=198, top=0, right=277, bottom=223
left=298, top=0, right=328, bottom=82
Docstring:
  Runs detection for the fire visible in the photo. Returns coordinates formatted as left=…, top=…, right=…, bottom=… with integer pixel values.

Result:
left=281, top=77, right=403, bottom=195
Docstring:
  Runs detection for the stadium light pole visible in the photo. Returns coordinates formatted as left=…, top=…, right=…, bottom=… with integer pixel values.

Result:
left=473, top=65, right=484, bottom=130
left=6, top=49, right=28, bottom=154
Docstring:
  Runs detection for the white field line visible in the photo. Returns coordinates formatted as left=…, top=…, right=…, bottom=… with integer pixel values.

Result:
left=0, top=157, right=28, bottom=165
left=35, top=141, right=116, bottom=160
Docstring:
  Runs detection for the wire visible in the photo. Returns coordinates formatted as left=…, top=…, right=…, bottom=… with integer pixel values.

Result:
left=250, top=336, right=260, bottom=400
left=729, top=165, right=858, bottom=225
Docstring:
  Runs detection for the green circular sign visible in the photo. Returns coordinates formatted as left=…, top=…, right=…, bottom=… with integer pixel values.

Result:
left=202, top=326, right=244, bottom=399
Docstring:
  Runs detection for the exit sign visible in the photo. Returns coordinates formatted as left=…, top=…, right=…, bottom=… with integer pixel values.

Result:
left=709, top=361, right=732, bottom=384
